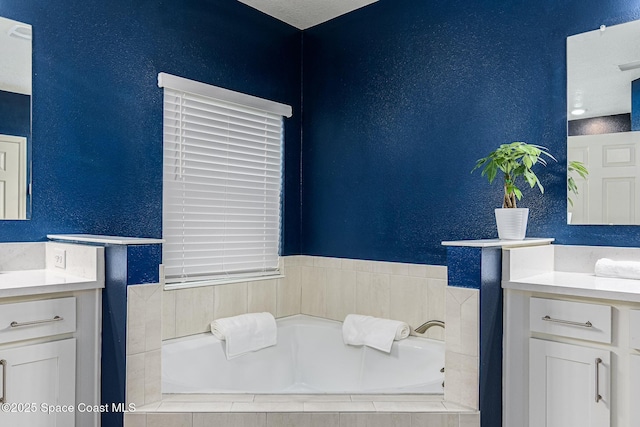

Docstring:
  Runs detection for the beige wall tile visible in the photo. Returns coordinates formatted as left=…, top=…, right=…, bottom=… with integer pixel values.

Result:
left=127, top=287, right=145, bottom=355
left=126, top=353, right=145, bottom=406
left=300, top=266, right=326, bottom=317
left=340, top=413, right=411, bottom=427
left=411, top=413, right=458, bottom=427
left=303, top=402, right=374, bottom=411
left=459, top=413, right=480, bottom=427
left=162, top=290, right=177, bottom=340
left=313, top=256, right=342, bottom=268
left=355, top=271, right=390, bottom=318
left=146, top=413, right=192, bottom=427
left=266, top=413, right=310, bottom=427
left=232, top=402, right=304, bottom=412
left=267, top=413, right=321, bottom=427
left=277, top=266, right=301, bottom=317
left=128, top=284, right=162, bottom=354
left=388, top=275, right=424, bottom=328
left=248, top=279, right=277, bottom=316
left=214, top=282, right=248, bottom=319
left=372, top=261, right=409, bottom=276
left=144, top=349, right=161, bottom=405
left=175, top=286, right=214, bottom=337
left=340, top=258, right=357, bottom=270
left=445, top=350, right=479, bottom=410
left=299, top=256, right=315, bottom=267
left=194, top=413, right=266, bottom=427
left=353, top=259, right=373, bottom=272
left=425, top=265, right=448, bottom=280
left=282, top=255, right=303, bottom=267
left=421, top=278, right=446, bottom=340
left=445, top=287, right=479, bottom=356
left=124, top=413, right=146, bottom=427
left=145, top=287, right=162, bottom=351
left=157, top=402, right=232, bottom=412
left=372, top=401, right=445, bottom=411
left=325, top=269, right=356, bottom=321
left=407, top=263, right=428, bottom=277
left=459, top=292, right=479, bottom=357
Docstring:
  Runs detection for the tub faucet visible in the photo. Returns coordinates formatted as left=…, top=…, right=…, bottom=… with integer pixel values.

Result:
left=414, top=320, right=445, bottom=334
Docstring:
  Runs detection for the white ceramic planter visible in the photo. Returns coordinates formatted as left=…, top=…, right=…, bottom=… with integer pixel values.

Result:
left=495, top=208, right=529, bottom=240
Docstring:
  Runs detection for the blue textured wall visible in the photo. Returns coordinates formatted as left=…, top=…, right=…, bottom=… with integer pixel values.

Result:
left=302, top=0, right=640, bottom=265
left=0, top=0, right=302, bottom=254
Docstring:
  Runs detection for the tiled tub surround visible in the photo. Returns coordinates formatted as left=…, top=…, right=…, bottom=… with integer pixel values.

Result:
left=125, top=256, right=480, bottom=427
left=161, top=256, right=448, bottom=341
left=125, top=394, right=479, bottom=427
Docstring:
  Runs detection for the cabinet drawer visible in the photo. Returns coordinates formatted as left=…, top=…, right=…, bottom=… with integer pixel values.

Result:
left=0, top=297, right=76, bottom=344
left=530, top=297, right=611, bottom=343
left=631, top=310, right=640, bottom=350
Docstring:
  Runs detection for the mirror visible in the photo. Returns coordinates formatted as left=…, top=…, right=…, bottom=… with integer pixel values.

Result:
left=0, top=16, right=31, bottom=220
left=567, top=20, right=640, bottom=225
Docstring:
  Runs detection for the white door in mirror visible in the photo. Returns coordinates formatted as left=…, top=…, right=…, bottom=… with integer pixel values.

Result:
left=0, top=135, right=26, bottom=220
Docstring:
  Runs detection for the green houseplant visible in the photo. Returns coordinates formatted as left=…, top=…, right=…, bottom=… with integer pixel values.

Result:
left=567, top=160, right=589, bottom=224
left=472, top=141, right=556, bottom=239
left=567, top=160, right=589, bottom=207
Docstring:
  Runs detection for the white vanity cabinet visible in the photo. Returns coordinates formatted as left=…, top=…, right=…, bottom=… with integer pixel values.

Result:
left=0, top=242, right=104, bottom=427
left=527, top=297, right=612, bottom=427
left=0, top=339, right=76, bottom=427
left=529, top=339, right=610, bottom=427
left=502, top=244, right=640, bottom=427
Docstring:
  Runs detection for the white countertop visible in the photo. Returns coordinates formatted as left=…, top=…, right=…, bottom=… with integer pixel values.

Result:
left=504, top=271, right=640, bottom=302
left=0, top=269, right=104, bottom=298
left=442, top=238, right=554, bottom=248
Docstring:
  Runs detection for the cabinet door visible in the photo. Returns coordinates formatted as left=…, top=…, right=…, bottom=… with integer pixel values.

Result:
left=631, top=354, right=640, bottom=425
left=0, top=338, right=76, bottom=427
left=530, top=338, right=610, bottom=427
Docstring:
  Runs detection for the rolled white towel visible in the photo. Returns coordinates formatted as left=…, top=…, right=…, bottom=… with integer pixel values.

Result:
left=211, top=312, right=277, bottom=359
left=595, top=258, right=640, bottom=280
left=342, top=314, right=410, bottom=353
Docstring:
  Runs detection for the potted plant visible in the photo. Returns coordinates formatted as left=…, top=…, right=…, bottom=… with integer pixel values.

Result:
left=567, top=160, right=589, bottom=223
left=472, top=141, right=556, bottom=239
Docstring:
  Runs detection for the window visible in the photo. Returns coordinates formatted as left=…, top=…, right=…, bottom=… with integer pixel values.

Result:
left=159, top=73, right=292, bottom=288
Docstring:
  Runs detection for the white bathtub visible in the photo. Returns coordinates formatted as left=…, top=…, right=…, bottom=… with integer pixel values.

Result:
left=162, top=315, right=445, bottom=394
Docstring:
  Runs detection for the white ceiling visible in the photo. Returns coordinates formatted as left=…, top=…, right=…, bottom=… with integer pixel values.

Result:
left=568, top=20, right=640, bottom=121
left=237, top=0, right=378, bottom=30
left=0, top=16, right=31, bottom=95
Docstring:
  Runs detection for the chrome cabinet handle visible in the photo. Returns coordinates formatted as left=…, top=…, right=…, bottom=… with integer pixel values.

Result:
left=10, top=315, right=63, bottom=328
left=0, top=359, right=6, bottom=404
left=542, top=315, right=593, bottom=328
left=595, top=357, right=602, bottom=403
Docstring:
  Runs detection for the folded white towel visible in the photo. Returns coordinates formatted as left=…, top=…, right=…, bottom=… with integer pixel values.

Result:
left=342, top=314, right=410, bottom=353
left=595, top=258, right=640, bottom=280
left=211, top=312, right=277, bottom=359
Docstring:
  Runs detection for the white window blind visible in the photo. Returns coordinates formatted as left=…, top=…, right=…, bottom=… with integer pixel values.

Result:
left=160, top=74, right=290, bottom=286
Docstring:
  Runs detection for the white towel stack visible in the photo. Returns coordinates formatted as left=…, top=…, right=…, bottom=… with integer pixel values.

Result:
left=595, top=258, right=640, bottom=280
left=211, top=312, right=277, bottom=359
left=342, top=314, right=410, bottom=353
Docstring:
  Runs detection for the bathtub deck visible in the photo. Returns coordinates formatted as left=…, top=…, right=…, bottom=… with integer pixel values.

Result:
left=125, top=394, right=479, bottom=426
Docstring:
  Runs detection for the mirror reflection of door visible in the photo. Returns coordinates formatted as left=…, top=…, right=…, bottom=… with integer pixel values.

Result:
left=0, top=134, right=26, bottom=219
left=568, top=133, right=640, bottom=224
left=0, top=16, right=31, bottom=220
left=567, top=20, right=640, bottom=225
